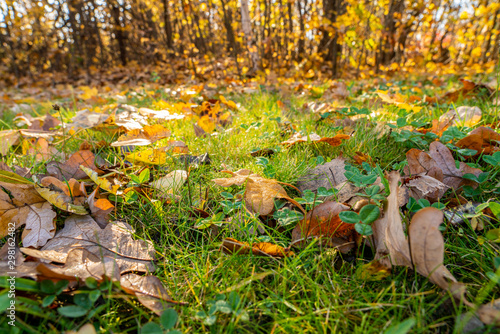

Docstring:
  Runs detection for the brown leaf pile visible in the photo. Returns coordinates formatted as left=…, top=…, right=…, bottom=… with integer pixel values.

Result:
left=405, top=141, right=481, bottom=191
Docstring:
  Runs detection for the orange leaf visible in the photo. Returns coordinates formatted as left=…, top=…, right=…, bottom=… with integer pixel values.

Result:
left=221, top=238, right=294, bottom=257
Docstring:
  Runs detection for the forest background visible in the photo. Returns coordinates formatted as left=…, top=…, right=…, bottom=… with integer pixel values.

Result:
left=1, top=0, right=499, bottom=83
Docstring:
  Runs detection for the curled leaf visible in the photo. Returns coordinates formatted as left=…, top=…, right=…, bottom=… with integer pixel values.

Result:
left=221, top=238, right=294, bottom=257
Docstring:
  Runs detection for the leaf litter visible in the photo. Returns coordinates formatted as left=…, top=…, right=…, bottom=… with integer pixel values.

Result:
left=1, top=75, right=500, bottom=332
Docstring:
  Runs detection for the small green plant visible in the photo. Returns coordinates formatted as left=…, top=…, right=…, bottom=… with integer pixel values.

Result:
left=219, top=191, right=244, bottom=214
left=39, top=279, right=69, bottom=307
left=484, top=152, right=500, bottom=167
left=294, top=189, right=323, bottom=210
left=463, top=172, right=500, bottom=198
left=57, top=277, right=110, bottom=318
left=485, top=257, right=500, bottom=284
left=255, top=157, right=276, bottom=178
left=339, top=204, right=380, bottom=236
left=273, top=207, right=304, bottom=227
left=129, top=168, right=150, bottom=186
left=195, top=212, right=227, bottom=229
left=344, top=163, right=379, bottom=188
left=195, top=292, right=248, bottom=326
left=407, top=197, right=445, bottom=212
left=141, top=308, right=181, bottom=334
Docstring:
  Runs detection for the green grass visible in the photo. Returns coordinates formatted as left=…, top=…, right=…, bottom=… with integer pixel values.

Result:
left=1, top=77, right=500, bottom=333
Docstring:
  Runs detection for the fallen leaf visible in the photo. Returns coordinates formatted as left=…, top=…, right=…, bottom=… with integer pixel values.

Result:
left=67, top=109, right=110, bottom=131
left=221, top=238, right=294, bottom=257
left=405, top=175, right=448, bottom=203
left=0, top=169, right=34, bottom=184
left=439, top=106, right=482, bottom=127
left=291, top=201, right=356, bottom=252
left=428, top=141, right=482, bottom=190
left=120, top=273, right=175, bottom=315
left=0, top=130, right=20, bottom=156
left=297, top=158, right=347, bottom=193
left=409, top=207, right=458, bottom=290
left=37, top=248, right=121, bottom=282
left=0, top=241, right=39, bottom=279
left=353, top=152, right=374, bottom=166
left=40, top=176, right=83, bottom=198
left=371, top=172, right=412, bottom=268
left=87, top=189, right=114, bottom=228
left=47, top=150, right=100, bottom=180
left=355, top=260, right=391, bottom=281
left=0, top=181, right=52, bottom=238
left=110, top=124, right=171, bottom=147
left=21, top=201, right=57, bottom=248
left=21, top=215, right=155, bottom=274
left=151, top=170, right=188, bottom=196
left=405, top=148, right=443, bottom=181
left=244, top=177, right=291, bottom=216
left=282, top=132, right=350, bottom=147
left=35, top=184, right=88, bottom=215
left=125, top=148, right=171, bottom=165
left=456, top=127, right=500, bottom=156
left=80, top=165, right=120, bottom=194
left=213, top=169, right=302, bottom=216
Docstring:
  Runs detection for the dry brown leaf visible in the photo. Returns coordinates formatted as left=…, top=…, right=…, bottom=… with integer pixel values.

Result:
left=428, top=141, right=482, bottom=190
left=221, top=238, right=294, bottom=257
left=21, top=201, right=57, bottom=248
left=405, top=175, right=449, bottom=203
left=193, top=123, right=208, bottom=138
left=296, top=158, right=347, bottom=193
left=21, top=215, right=155, bottom=274
left=244, top=177, right=290, bottom=216
left=213, top=169, right=302, bottom=216
left=67, top=109, right=110, bottom=130
left=138, top=107, right=185, bottom=121
left=0, top=129, right=20, bottom=156
left=110, top=124, right=171, bottom=147
left=291, top=201, right=356, bottom=252
left=371, top=172, right=412, bottom=268
left=37, top=248, right=121, bottom=282
left=40, top=176, right=83, bottom=198
left=456, top=127, right=500, bottom=156
left=23, top=137, right=58, bottom=162
left=151, top=170, right=187, bottom=196
left=120, top=273, right=176, bottom=315
left=439, top=106, right=482, bottom=127
left=0, top=181, right=52, bottom=238
left=0, top=243, right=39, bottom=279
left=406, top=148, right=443, bottom=181
left=324, top=81, right=349, bottom=100
left=353, top=151, right=374, bottom=166
left=47, top=150, right=100, bottom=180
left=409, top=207, right=458, bottom=290
left=282, top=132, right=350, bottom=147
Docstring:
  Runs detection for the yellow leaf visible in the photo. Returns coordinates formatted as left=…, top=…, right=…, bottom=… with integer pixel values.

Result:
left=35, top=185, right=88, bottom=215
left=126, top=148, right=168, bottom=165
left=80, top=166, right=120, bottom=194
left=78, top=86, right=99, bottom=100
left=198, top=115, right=216, bottom=133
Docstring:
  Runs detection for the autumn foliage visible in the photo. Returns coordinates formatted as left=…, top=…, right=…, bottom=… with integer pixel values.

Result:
left=1, top=0, right=500, bottom=85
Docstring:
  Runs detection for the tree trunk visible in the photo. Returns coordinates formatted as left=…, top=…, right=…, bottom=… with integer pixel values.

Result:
left=240, top=0, right=260, bottom=74
left=162, top=0, right=174, bottom=50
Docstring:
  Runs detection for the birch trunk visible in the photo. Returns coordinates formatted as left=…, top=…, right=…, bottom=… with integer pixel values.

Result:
left=240, top=0, right=260, bottom=74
